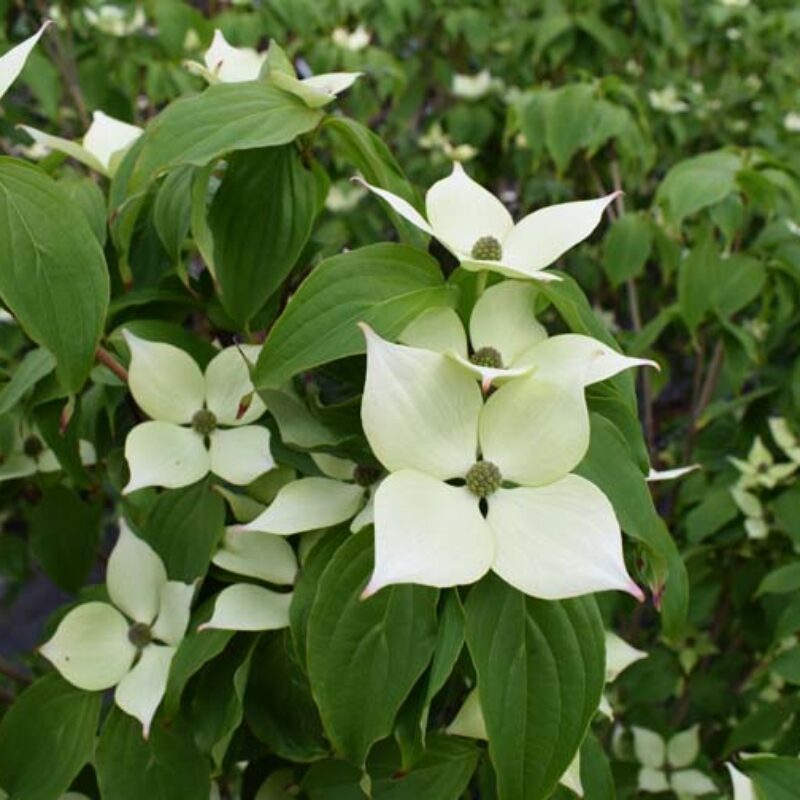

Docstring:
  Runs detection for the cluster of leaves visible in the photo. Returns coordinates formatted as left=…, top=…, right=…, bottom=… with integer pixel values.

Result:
left=0, top=0, right=800, bottom=798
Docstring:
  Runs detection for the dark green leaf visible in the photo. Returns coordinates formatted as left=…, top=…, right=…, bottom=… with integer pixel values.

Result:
left=0, top=675, right=101, bottom=800
left=305, top=529, right=439, bottom=766
left=0, top=159, right=109, bottom=391
left=0, top=347, right=55, bottom=416
left=96, top=708, right=211, bottom=800
left=464, top=575, right=605, bottom=800
left=603, top=213, right=652, bottom=287
left=209, top=146, right=317, bottom=325
left=253, top=244, right=456, bottom=391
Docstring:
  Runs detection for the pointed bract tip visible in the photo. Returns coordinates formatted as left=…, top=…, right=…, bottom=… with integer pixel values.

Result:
left=529, top=269, right=562, bottom=283
left=642, top=358, right=660, bottom=372
left=481, top=377, right=493, bottom=394
left=607, top=189, right=625, bottom=201
left=627, top=580, right=646, bottom=603
left=360, top=574, right=383, bottom=600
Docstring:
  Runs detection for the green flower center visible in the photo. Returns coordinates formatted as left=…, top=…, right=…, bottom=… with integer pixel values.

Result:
left=465, top=461, right=502, bottom=498
left=352, top=464, right=381, bottom=487
left=23, top=435, right=44, bottom=459
left=471, top=235, right=502, bottom=261
left=192, top=409, right=217, bottom=435
left=128, top=622, right=152, bottom=648
left=469, top=346, right=503, bottom=369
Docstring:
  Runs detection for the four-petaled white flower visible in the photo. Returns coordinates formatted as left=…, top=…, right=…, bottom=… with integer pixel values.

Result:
left=0, top=22, right=50, bottom=102
left=730, top=436, right=796, bottom=490
left=632, top=726, right=718, bottom=797
left=358, top=162, right=619, bottom=282
left=40, top=523, right=194, bottom=737
left=357, top=320, right=651, bottom=600
left=185, top=30, right=361, bottom=108
left=398, top=280, right=655, bottom=393
left=331, top=25, right=371, bottom=52
left=84, top=4, right=146, bottom=37
left=122, top=332, right=275, bottom=492
left=0, top=421, right=95, bottom=483
left=451, top=69, right=495, bottom=100
left=20, top=110, right=142, bottom=177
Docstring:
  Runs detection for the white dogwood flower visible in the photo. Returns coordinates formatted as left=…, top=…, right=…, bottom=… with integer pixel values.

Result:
left=185, top=31, right=361, bottom=108
left=451, top=69, right=494, bottom=100
left=122, top=332, right=274, bottom=492
left=84, top=5, right=146, bottom=37
left=358, top=323, right=648, bottom=600
left=20, top=110, right=142, bottom=177
left=730, top=436, right=796, bottom=490
left=201, top=526, right=296, bottom=632
left=358, top=163, right=619, bottom=281
left=40, top=524, right=194, bottom=737
left=240, top=452, right=379, bottom=537
left=0, top=421, right=95, bottom=483
left=0, top=22, right=50, bottom=102
left=633, top=726, right=717, bottom=796
left=398, top=281, right=654, bottom=392
left=331, top=25, right=371, bottom=51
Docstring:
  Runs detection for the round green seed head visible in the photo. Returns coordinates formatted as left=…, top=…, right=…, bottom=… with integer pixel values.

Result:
left=192, top=409, right=217, bottom=436
left=470, top=235, right=503, bottom=262
left=128, top=622, right=152, bottom=648
left=352, top=464, right=381, bottom=487
left=23, top=435, right=44, bottom=459
left=465, top=460, right=502, bottom=498
left=469, top=346, right=503, bottom=369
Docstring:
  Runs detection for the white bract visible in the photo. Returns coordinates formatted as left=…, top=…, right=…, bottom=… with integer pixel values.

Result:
left=122, top=332, right=274, bottom=492
left=0, top=22, right=50, bottom=102
left=632, top=726, right=717, bottom=797
left=84, top=5, right=146, bottom=37
left=242, top=452, right=378, bottom=536
left=0, top=422, right=95, bottom=483
left=725, top=764, right=756, bottom=800
left=358, top=322, right=650, bottom=600
left=185, top=31, right=361, bottom=108
left=730, top=436, right=796, bottom=489
left=399, top=280, right=654, bottom=392
left=20, top=110, right=142, bottom=177
left=40, top=524, right=194, bottom=737
left=331, top=25, right=371, bottom=51
left=201, top=527, right=296, bottom=633
left=358, top=162, right=619, bottom=282
left=451, top=69, right=495, bottom=100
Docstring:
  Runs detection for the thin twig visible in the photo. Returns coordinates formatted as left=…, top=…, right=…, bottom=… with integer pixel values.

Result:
left=95, top=346, right=128, bottom=383
left=694, top=339, right=724, bottom=420
left=610, top=159, right=656, bottom=452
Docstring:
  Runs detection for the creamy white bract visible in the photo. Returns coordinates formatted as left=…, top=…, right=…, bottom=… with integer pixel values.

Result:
left=185, top=29, right=361, bottom=108
left=122, top=332, right=275, bottom=492
left=358, top=162, right=619, bottom=281
left=0, top=23, right=50, bottom=102
left=358, top=313, right=654, bottom=600
left=20, top=110, right=142, bottom=177
left=40, top=524, right=194, bottom=736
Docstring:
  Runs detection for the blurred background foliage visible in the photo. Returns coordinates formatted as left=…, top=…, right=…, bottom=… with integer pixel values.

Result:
left=2, top=0, right=800, bottom=796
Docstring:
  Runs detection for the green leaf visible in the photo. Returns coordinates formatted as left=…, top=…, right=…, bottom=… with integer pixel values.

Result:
left=139, top=479, right=225, bottom=581
left=96, top=708, right=211, bottom=800
left=772, top=647, right=800, bottom=685
left=713, top=254, right=765, bottom=318
left=127, top=82, right=323, bottom=190
left=246, top=629, right=328, bottom=762
left=544, top=84, right=595, bottom=173
left=153, top=165, right=193, bottom=263
left=656, top=151, right=741, bottom=225
left=0, top=675, right=101, bottom=800
left=579, top=732, right=616, bottom=800
left=253, top=244, right=456, bottom=391
left=30, top=486, right=101, bottom=593
left=0, top=159, right=109, bottom=392
left=742, top=756, right=800, bottom=800
left=464, top=575, right=605, bottom=800
left=209, top=145, right=317, bottom=325
left=678, top=229, right=719, bottom=333
left=575, top=414, right=688, bottom=639
left=305, top=529, right=439, bottom=766
left=325, top=117, right=426, bottom=247
left=57, top=172, right=107, bottom=246
left=757, top=562, right=800, bottom=596
left=602, top=213, right=653, bottom=287
left=0, top=347, right=55, bottom=416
